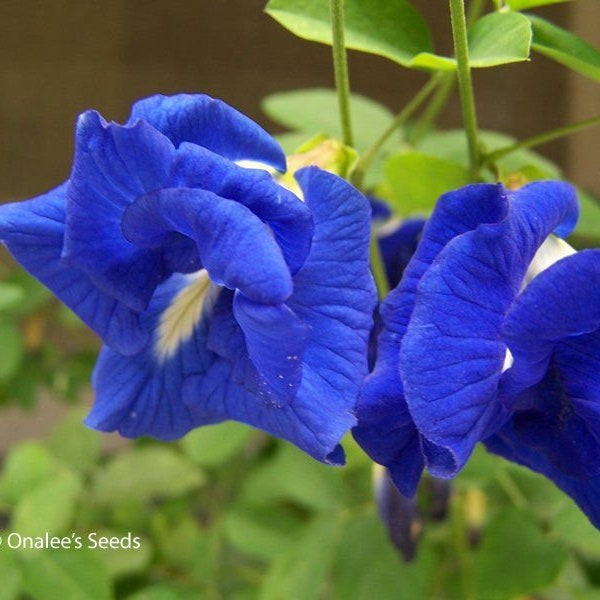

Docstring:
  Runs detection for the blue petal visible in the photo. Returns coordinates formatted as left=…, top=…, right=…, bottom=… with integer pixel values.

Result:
left=88, top=167, right=375, bottom=464
left=0, top=184, right=147, bottom=354
left=172, top=142, right=313, bottom=274
left=122, top=187, right=293, bottom=304
left=501, top=249, right=600, bottom=401
left=63, top=111, right=176, bottom=312
left=232, top=292, right=310, bottom=405
left=401, top=181, right=579, bottom=477
left=193, top=167, right=375, bottom=463
left=128, top=94, right=286, bottom=171
left=355, top=183, right=508, bottom=494
left=86, top=273, right=220, bottom=440
left=486, top=420, right=600, bottom=529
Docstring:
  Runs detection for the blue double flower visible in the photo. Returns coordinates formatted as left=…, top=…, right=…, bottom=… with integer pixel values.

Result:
left=356, top=181, right=600, bottom=528
left=0, top=94, right=377, bottom=464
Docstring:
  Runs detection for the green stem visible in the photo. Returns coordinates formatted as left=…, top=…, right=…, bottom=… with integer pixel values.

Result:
left=370, top=234, right=390, bottom=300
left=485, top=113, right=600, bottom=164
left=495, top=468, right=528, bottom=510
left=408, top=72, right=456, bottom=144
left=449, top=0, right=481, bottom=180
left=330, top=0, right=354, bottom=148
left=353, top=75, right=441, bottom=187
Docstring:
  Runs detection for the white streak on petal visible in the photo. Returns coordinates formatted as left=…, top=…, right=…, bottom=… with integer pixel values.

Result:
left=502, top=348, right=514, bottom=373
left=235, top=159, right=277, bottom=174
left=155, top=269, right=217, bottom=361
left=522, top=234, right=576, bottom=289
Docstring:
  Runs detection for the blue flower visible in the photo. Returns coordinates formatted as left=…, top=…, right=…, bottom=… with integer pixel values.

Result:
left=0, top=94, right=377, bottom=464
left=354, top=182, right=600, bottom=522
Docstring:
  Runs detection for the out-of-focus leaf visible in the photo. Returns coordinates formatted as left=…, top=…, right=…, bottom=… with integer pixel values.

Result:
left=263, top=88, right=400, bottom=154
left=13, top=469, right=82, bottom=537
left=0, top=550, right=22, bottom=600
left=46, top=408, right=101, bottom=474
left=265, top=0, right=433, bottom=67
left=575, top=188, right=600, bottom=241
left=180, top=421, right=254, bottom=468
left=473, top=509, right=568, bottom=597
left=0, top=321, right=23, bottom=381
left=92, top=530, right=152, bottom=578
left=551, top=502, right=600, bottom=559
left=224, top=505, right=303, bottom=561
left=93, top=447, right=205, bottom=504
left=21, top=548, right=111, bottom=600
left=0, top=441, right=63, bottom=503
left=507, top=0, right=572, bottom=10
left=418, top=128, right=562, bottom=179
left=126, top=587, right=185, bottom=600
left=260, top=513, right=343, bottom=600
left=529, top=15, right=600, bottom=82
left=468, top=12, right=532, bottom=67
left=240, top=444, right=344, bottom=511
left=332, top=513, right=438, bottom=600
left=382, top=151, right=470, bottom=215
left=0, top=282, right=23, bottom=311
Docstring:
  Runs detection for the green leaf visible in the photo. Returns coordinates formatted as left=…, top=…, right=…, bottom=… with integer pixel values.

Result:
left=417, top=128, right=562, bottom=179
left=0, top=321, right=23, bottom=381
left=21, top=548, right=111, bottom=600
left=507, top=0, right=572, bottom=9
left=382, top=151, right=470, bottom=215
left=126, top=587, right=185, bottom=600
left=13, top=469, right=82, bottom=538
left=180, top=421, right=254, bottom=468
left=0, top=283, right=24, bottom=312
left=550, top=502, right=600, bottom=559
left=333, top=513, right=438, bottom=600
left=262, top=88, right=400, bottom=154
left=260, top=513, right=343, bottom=600
left=0, top=441, right=64, bottom=503
left=46, top=408, right=102, bottom=474
left=92, top=530, right=152, bottom=579
left=574, top=188, right=600, bottom=241
left=265, top=0, right=433, bottom=67
left=224, top=505, right=303, bottom=561
left=529, top=15, right=600, bottom=82
left=468, top=12, right=532, bottom=68
left=93, top=446, right=205, bottom=504
left=473, top=509, right=568, bottom=597
left=0, top=550, right=23, bottom=600
left=240, top=444, right=345, bottom=512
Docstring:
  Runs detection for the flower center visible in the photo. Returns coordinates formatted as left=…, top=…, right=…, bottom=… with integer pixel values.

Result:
left=155, top=269, right=218, bottom=361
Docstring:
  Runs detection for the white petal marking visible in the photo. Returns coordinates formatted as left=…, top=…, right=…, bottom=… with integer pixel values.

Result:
left=522, top=234, right=576, bottom=289
left=155, top=269, right=218, bottom=361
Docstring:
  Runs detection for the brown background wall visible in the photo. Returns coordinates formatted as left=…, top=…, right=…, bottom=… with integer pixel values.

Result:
left=0, top=1, right=598, bottom=200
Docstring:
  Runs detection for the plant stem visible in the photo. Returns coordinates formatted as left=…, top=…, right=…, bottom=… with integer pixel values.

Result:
left=370, top=234, right=390, bottom=300
left=353, top=75, right=441, bottom=187
left=485, top=113, right=600, bottom=164
left=449, top=0, right=481, bottom=180
left=467, top=0, right=487, bottom=25
left=330, top=0, right=354, bottom=148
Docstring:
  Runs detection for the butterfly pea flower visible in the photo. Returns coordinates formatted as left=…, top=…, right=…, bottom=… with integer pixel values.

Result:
left=354, top=181, right=584, bottom=500
left=0, top=94, right=377, bottom=464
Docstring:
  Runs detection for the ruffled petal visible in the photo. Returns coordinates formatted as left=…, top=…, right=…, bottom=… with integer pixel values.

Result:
left=401, top=181, right=579, bottom=478
left=501, top=249, right=600, bottom=401
left=232, top=292, right=310, bottom=405
left=355, top=183, right=508, bottom=495
left=63, top=110, right=176, bottom=312
left=486, top=420, right=600, bottom=529
left=190, top=167, right=376, bottom=463
left=172, top=143, right=313, bottom=274
left=0, top=184, right=147, bottom=354
left=122, top=187, right=293, bottom=304
left=128, top=93, right=286, bottom=171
